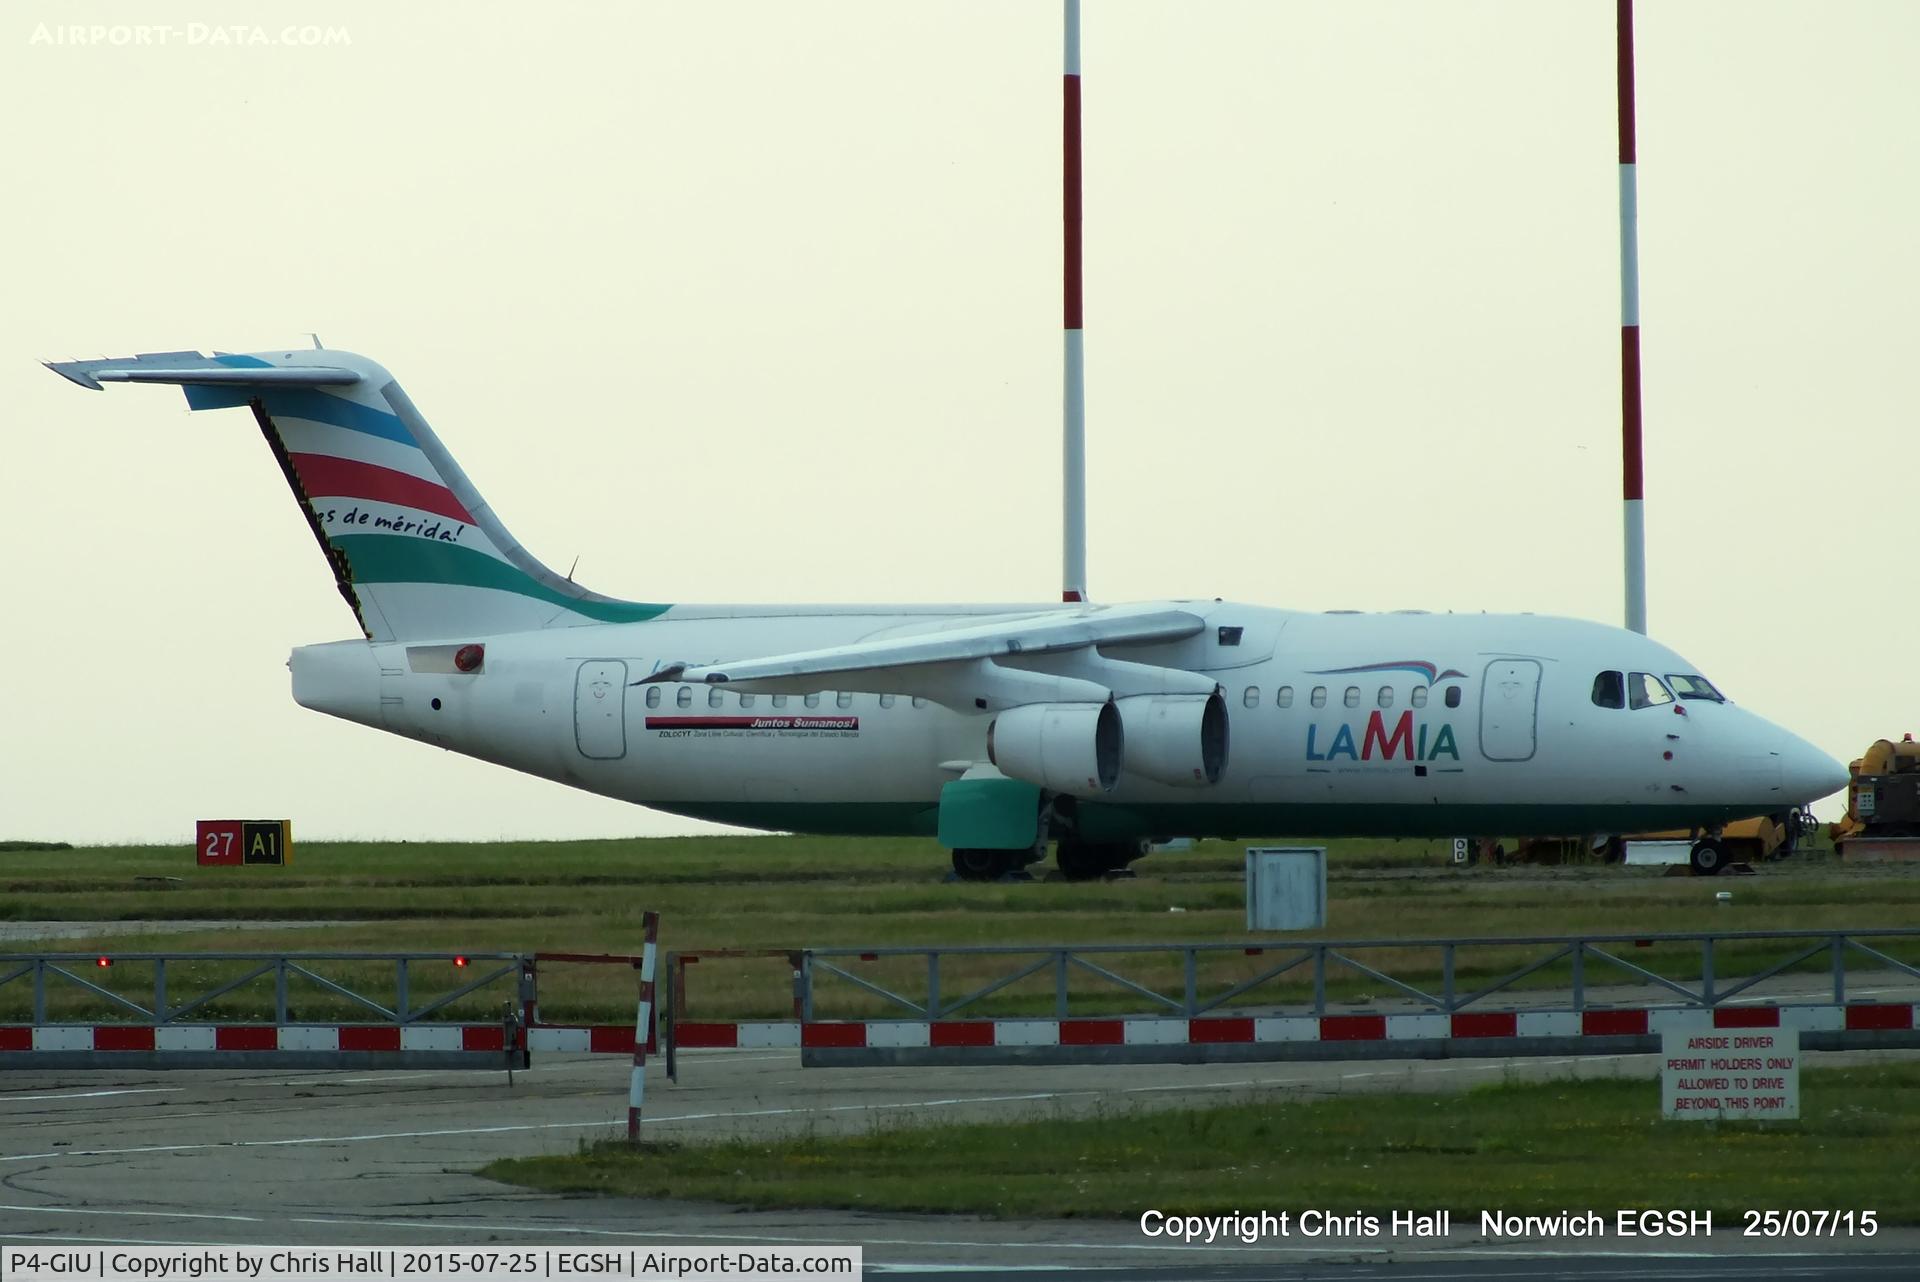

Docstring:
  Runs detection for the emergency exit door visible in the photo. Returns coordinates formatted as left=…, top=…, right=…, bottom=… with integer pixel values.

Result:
left=1479, top=659, right=1541, bottom=761
left=575, top=660, right=628, bottom=759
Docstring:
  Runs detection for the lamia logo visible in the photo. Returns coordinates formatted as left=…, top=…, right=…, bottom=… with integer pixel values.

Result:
left=1304, top=660, right=1466, bottom=763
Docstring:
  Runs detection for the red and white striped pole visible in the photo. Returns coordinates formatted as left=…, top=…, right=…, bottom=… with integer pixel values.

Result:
left=1617, top=0, right=1647, bottom=634
left=628, top=911, right=659, bottom=1142
left=1062, top=0, right=1088, bottom=604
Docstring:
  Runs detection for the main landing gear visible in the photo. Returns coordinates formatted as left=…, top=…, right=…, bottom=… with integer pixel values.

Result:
left=950, top=847, right=1040, bottom=882
left=1055, top=839, right=1149, bottom=881
left=1689, top=837, right=1728, bottom=876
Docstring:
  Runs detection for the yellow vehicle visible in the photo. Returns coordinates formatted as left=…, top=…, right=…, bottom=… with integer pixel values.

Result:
left=1831, top=735, right=1920, bottom=861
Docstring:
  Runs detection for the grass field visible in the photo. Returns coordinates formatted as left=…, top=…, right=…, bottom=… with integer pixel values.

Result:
left=484, top=1062, right=1920, bottom=1221
left=3, top=834, right=1918, bottom=1023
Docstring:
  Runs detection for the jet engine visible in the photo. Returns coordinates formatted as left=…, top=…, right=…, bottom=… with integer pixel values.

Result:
left=1115, top=691, right=1229, bottom=787
left=987, top=701, right=1122, bottom=797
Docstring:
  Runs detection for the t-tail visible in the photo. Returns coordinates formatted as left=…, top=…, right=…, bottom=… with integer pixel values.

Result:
left=47, top=348, right=667, bottom=641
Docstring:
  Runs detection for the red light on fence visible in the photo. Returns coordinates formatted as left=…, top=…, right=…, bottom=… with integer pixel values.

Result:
left=453, top=955, right=469, bottom=968
left=96, top=956, right=112, bottom=968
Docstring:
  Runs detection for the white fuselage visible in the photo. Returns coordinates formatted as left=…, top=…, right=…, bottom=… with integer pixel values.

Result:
left=290, top=600, right=1840, bottom=841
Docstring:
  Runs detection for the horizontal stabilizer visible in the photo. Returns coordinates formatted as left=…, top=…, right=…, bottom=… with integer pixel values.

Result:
left=46, top=351, right=361, bottom=391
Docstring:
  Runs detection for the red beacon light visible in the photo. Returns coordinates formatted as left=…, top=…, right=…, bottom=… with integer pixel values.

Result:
left=453, top=955, right=469, bottom=968
left=453, top=644, right=485, bottom=674
left=95, top=956, right=112, bottom=968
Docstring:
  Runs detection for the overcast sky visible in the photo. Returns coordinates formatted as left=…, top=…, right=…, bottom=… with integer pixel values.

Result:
left=4, top=1, right=1915, bottom=845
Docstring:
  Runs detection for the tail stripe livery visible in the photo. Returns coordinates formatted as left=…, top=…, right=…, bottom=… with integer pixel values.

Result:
left=47, top=348, right=669, bottom=641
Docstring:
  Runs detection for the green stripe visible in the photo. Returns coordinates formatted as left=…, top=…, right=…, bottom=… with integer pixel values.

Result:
left=332, top=535, right=669, bottom=625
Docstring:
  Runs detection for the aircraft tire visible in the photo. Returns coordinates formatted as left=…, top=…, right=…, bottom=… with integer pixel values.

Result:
left=952, top=848, right=1015, bottom=881
left=1689, top=839, right=1726, bottom=877
left=1056, top=840, right=1146, bottom=881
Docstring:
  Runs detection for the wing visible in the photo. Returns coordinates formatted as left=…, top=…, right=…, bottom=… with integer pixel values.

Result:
left=645, top=604, right=1217, bottom=710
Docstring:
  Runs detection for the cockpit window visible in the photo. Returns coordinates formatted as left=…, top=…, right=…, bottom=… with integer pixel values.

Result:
left=1628, top=671, right=1673, bottom=710
left=1667, top=674, right=1726, bottom=703
left=1591, top=671, right=1625, bottom=709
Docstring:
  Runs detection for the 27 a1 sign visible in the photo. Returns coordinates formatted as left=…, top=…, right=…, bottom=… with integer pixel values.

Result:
left=196, top=819, right=293, bottom=867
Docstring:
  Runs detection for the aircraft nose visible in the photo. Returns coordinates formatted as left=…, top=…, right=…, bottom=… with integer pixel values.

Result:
left=1778, top=734, right=1849, bottom=805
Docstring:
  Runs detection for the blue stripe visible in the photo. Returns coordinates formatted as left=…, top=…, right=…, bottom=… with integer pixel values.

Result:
left=181, top=379, right=416, bottom=447
left=214, top=354, right=274, bottom=368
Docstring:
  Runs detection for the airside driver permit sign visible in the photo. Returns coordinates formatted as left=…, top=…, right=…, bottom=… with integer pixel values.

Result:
left=1662, top=1026, right=1799, bottom=1120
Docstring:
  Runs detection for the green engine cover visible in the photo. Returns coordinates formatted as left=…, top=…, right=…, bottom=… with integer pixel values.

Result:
left=937, top=776, right=1044, bottom=851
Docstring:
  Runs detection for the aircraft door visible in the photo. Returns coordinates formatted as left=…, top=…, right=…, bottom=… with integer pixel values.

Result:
left=1479, top=659, right=1541, bottom=761
left=575, top=660, right=628, bottom=759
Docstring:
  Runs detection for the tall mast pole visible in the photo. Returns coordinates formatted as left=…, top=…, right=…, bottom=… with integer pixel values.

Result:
left=1062, top=0, right=1088, bottom=604
left=1618, top=0, right=1647, bottom=633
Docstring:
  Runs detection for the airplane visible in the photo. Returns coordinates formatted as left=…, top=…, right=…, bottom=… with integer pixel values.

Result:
left=48, top=346, right=1847, bottom=880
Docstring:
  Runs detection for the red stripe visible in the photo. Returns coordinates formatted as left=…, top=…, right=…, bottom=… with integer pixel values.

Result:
left=1583, top=1009, right=1648, bottom=1036
left=340, top=1026, right=401, bottom=1052
left=801, top=1022, right=867, bottom=1049
left=675, top=1022, right=741, bottom=1049
left=94, top=1026, right=156, bottom=1052
left=1190, top=1017, right=1254, bottom=1045
left=289, top=453, right=474, bottom=524
left=1059, top=1019, right=1123, bottom=1046
left=1621, top=327, right=1643, bottom=499
left=930, top=1021, right=994, bottom=1048
left=1063, top=74, right=1083, bottom=331
left=216, top=1026, right=278, bottom=1051
left=0, top=1027, right=30, bottom=1051
left=1714, top=1007, right=1780, bottom=1029
left=1452, top=1012, right=1518, bottom=1039
left=1844, top=1004, right=1914, bottom=1031
left=589, top=1025, right=636, bottom=1055
left=462, top=1025, right=506, bottom=1052
left=1320, top=1014, right=1386, bottom=1042
left=1616, top=0, right=1638, bottom=164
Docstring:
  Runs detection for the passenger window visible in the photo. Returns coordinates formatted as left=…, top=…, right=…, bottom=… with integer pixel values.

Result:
left=804, top=693, right=820, bottom=708
left=1377, top=686, right=1394, bottom=709
left=836, top=691, right=853, bottom=709
left=1667, top=674, right=1726, bottom=703
left=1443, top=686, right=1461, bottom=708
left=879, top=693, right=896, bottom=708
left=1411, top=687, right=1427, bottom=709
left=644, top=686, right=660, bottom=709
left=1276, top=686, right=1294, bottom=708
left=912, top=696, right=927, bottom=709
left=1591, top=671, right=1625, bottom=709
left=1343, top=686, right=1361, bottom=708
left=675, top=686, right=692, bottom=709
left=1243, top=686, right=1260, bottom=709
left=740, top=692, right=755, bottom=709
left=708, top=687, right=724, bottom=708
left=772, top=694, right=788, bottom=708
left=1628, top=672, right=1673, bottom=709
left=1310, top=686, right=1327, bottom=708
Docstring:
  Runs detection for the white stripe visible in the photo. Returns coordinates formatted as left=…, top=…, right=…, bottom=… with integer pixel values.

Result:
left=993, top=1020, right=1059, bottom=1048
left=1515, top=1011, right=1580, bottom=1038
left=1384, top=1014, right=1450, bottom=1040
left=1253, top=1017, right=1319, bottom=1043
left=285, top=421, right=439, bottom=483
left=529, top=1027, right=590, bottom=1053
left=640, top=941, right=658, bottom=982
left=864, top=1021, right=930, bottom=1049
left=1618, top=162, right=1640, bottom=325
left=1623, top=498, right=1647, bottom=634
left=153, top=1026, right=216, bottom=1052
left=1121, top=1018, right=1187, bottom=1046
left=278, top=1026, right=338, bottom=1052
left=1063, top=0, right=1080, bottom=75
left=1648, top=1008, right=1711, bottom=1035
left=32, top=1028, right=90, bottom=1052
left=399, top=1025, right=462, bottom=1052
left=635, top=1000, right=651, bottom=1038
left=737, top=1023, right=801, bottom=1049
left=1777, top=1005, right=1844, bottom=1032
left=628, top=1066, right=645, bottom=1109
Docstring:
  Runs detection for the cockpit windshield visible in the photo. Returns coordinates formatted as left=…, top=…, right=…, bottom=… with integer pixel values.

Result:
left=1666, top=674, right=1726, bottom=703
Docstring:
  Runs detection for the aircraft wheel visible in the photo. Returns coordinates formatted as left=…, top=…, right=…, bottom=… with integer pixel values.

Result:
left=1056, top=840, right=1146, bottom=881
left=951, top=848, right=1011, bottom=881
left=1689, top=839, right=1726, bottom=877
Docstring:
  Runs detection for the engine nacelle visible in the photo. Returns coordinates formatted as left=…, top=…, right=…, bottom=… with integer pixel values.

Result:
left=1114, top=692, right=1229, bottom=787
left=987, top=701, right=1122, bottom=797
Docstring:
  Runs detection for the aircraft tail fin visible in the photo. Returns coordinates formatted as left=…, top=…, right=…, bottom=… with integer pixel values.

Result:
left=47, top=348, right=668, bottom=641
